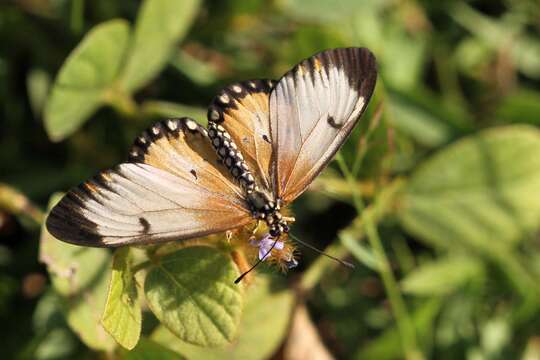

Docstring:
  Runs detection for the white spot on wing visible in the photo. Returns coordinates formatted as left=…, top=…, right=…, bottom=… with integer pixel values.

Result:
left=167, top=120, right=178, bottom=131
left=185, top=119, right=198, bottom=131
left=219, top=94, right=230, bottom=104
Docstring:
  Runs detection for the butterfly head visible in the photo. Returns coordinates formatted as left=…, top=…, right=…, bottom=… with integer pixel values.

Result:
left=246, top=189, right=291, bottom=237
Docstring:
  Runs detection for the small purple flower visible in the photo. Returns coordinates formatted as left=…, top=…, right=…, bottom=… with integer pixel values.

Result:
left=250, top=233, right=284, bottom=261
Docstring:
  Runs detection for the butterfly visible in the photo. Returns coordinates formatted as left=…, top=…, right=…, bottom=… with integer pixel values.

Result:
left=46, top=47, right=377, bottom=273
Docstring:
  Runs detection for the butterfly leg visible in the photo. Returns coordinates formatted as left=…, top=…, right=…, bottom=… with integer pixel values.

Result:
left=248, top=220, right=261, bottom=242
left=282, top=216, right=295, bottom=223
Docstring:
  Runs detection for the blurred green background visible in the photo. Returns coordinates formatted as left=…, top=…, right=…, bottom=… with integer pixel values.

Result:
left=2, top=0, right=540, bottom=359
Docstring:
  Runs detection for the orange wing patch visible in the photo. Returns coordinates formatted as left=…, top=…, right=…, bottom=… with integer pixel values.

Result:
left=207, top=79, right=276, bottom=191
left=129, top=118, right=245, bottom=200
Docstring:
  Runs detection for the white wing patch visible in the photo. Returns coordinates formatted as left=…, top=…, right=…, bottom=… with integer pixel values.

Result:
left=270, top=48, right=377, bottom=202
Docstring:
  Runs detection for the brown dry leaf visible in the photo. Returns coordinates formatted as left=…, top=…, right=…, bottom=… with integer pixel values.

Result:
left=282, top=304, right=334, bottom=360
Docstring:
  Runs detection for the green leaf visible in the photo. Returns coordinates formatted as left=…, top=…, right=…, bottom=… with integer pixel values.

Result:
left=26, top=68, right=51, bottom=118
left=398, top=125, right=540, bottom=250
left=32, top=289, right=79, bottom=360
left=124, top=338, right=185, bottom=360
left=40, top=193, right=115, bottom=351
left=33, top=289, right=65, bottom=333
left=170, top=49, right=219, bottom=86
left=356, top=299, right=441, bottom=360
left=152, top=276, right=294, bottom=360
left=495, top=88, right=540, bottom=125
left=34, top=327, right=79, bottom=360
left=44, top=20, right=130, bottom=141
left=401, top=256, right=484, bottom=296
left=481, top=317, right=511, bottom=356
left=450, top=3, right=540, bottom=79
left=279, top=0, right=370, bottom=23
left=341, top=231, right=382, bottom=271
left=380, top=25, right=427, bottom=90
left=61, top=275, right=115, bottom=352
left=40, top=193, right=111, bottom=297
left=386, top=89, right=459, bottom=148
left=120, top=0, right=202, bottom=92
left=144, top=247, right=244, bottom=347
left=102, top=248, right=142, bottom=350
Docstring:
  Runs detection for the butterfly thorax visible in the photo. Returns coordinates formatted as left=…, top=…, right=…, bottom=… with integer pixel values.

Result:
left=245, top=190, right=289, bottom=237
left=207, top=121, right=289, bottom=237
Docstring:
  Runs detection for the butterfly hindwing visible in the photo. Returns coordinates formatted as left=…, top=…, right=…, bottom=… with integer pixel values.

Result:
left=129, top=118, right=246, bottom=200
left=269, top=48, right=377, bottom=202
left=46, top=118, right=253, bottom=247
left=207, top=79, right=276, bottom=190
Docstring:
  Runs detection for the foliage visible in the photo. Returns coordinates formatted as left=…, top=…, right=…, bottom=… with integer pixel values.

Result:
left=1, top=0, right=540, bottom=359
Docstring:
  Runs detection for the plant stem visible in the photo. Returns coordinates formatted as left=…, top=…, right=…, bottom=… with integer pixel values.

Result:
left=335, top=152, right=364, bottom=211
left=103, top=85, right=139, bottom=119
left=352, top=101, right=384, bottom=177
left=132, top=260, right=152, bottom=274
left=336, top=147, right=421, bottom=359
left=0, top=183, right=44, bottom=225
left=364, top=210, right=422, bottom=360
left=70, top=0, right=84, bottom=34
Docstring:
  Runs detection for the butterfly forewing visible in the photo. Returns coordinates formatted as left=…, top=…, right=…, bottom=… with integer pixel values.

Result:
left=207, top=79, right=276, bottom=190
left=46, top=118, right=253, bottom=247
left=269, top=48, right=377, bottom=202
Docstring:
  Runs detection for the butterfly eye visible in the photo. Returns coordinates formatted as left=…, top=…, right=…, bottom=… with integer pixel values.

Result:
left=269, top=227, right=280, bottom=237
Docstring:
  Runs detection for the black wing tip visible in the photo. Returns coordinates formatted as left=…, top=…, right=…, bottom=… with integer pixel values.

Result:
left=207, top=79, right=277, bottom=124
left=316, top=47, right=377, bottom=67
left=319, top=47, right=378, bottom=96
left=128, top=117, right=204, bottom=163
left=275, top=47, right=377, bottom=98
left=45, top=195, right=108, bottom=248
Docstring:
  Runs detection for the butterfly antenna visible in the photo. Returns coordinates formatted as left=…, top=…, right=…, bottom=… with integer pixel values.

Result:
left=234, top=238, right=279, bottom=284
left=289, top=233, right=355, bottom=269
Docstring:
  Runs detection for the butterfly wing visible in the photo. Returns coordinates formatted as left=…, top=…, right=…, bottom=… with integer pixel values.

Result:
left=46, top=118, right=253, bottom=247
left=269, top=48, right=377, bottom=202
left=207, top=79, right=276, bottom=190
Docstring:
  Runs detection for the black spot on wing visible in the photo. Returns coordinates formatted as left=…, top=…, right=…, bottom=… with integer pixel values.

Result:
left=139, top=217, right=150, bottom=233
left=262, top=134, right=271, bottom=143
left=327, top=115, right=342, bottom=129
left=190, top=169, right=198, bottom=180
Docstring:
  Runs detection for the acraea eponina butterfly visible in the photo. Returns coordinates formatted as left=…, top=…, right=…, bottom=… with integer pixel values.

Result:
left=46, top=48, right=377, bottom=280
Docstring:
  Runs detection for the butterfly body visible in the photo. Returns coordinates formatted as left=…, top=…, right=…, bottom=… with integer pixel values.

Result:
left=207, top=117, right=290, bottom=239
left=46, top=47, right=377, bottom=270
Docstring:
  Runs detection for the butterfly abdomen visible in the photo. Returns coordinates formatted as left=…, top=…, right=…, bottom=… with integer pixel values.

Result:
left=207, top=121, right=257, bottom=193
